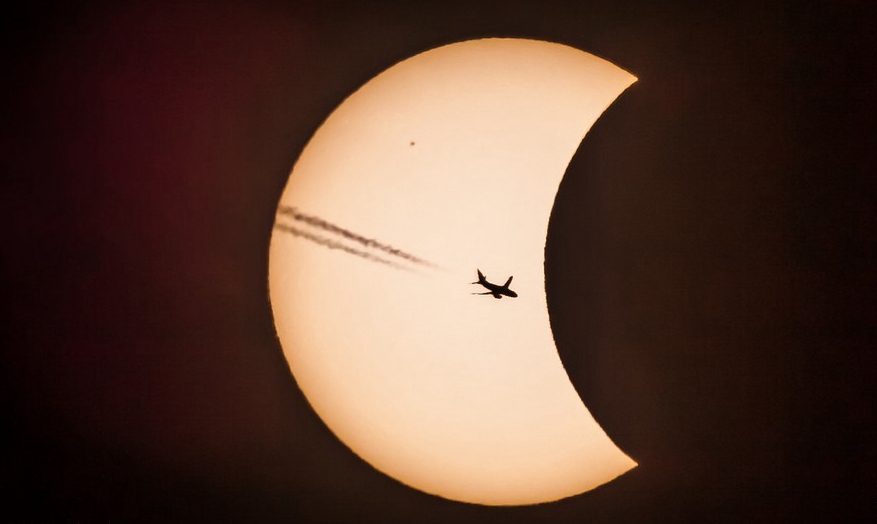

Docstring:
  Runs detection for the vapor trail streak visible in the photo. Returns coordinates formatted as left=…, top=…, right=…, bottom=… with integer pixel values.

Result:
left=277, top=205, right=435, bottom=267
left=273, top=223, right=413, bottom=270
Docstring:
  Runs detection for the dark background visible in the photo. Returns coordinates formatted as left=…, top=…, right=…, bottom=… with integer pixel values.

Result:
left=3, top=0, right=875, bottom=522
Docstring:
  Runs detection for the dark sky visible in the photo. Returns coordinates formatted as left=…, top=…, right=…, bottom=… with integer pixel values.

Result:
left=3, top=0, right=875, bottom=522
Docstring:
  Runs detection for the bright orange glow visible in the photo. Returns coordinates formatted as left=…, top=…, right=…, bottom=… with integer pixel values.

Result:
left=269, top=38, right=637, bottom=505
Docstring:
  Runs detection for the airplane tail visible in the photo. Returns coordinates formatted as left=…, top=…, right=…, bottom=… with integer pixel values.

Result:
left=471, top=269, right=486, bottom=284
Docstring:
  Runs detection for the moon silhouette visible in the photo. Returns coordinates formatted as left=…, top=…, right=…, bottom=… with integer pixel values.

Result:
left=268, top=38, right=637, bottom=505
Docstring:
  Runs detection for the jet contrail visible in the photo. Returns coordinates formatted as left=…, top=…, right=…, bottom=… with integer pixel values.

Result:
left=276, top=205, right=435, bottom=268
left=273, top=223, right=414, bottom=271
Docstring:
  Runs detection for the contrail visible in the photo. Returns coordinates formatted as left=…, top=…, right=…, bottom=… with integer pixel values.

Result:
left=273, top=223, right=413, bottom=271
left=276, top=205, right=436, bottom=268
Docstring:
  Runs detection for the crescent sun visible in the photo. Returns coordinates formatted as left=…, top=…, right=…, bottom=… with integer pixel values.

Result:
left=268, top=38, right=637, bottom=505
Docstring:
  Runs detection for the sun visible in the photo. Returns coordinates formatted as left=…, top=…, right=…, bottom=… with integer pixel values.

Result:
left=269, top=38, right=637, bottom=505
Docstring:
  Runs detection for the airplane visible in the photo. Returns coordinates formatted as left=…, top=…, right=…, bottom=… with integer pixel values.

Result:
left=470, top=269, right=518, bottom=299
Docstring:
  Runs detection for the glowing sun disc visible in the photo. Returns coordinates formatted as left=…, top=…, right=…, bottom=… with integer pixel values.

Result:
left=269, top=38, right=637, bottom=505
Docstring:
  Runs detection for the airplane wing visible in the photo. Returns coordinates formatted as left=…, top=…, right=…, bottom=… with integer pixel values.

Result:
left=503, top=276, right=513, bottom=288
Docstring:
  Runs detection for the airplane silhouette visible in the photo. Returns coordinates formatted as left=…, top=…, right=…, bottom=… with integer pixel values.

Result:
left=471, top=269, right=518, bottom=299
